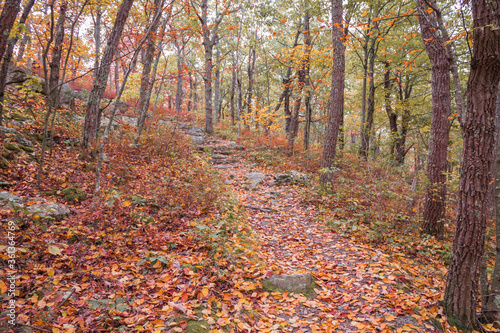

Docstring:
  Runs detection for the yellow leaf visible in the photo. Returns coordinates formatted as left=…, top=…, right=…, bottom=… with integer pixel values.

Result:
left=362, top=10, right=367, bottom=17
left=48, top=245, right=62, bottom=255
left=123, top=201, right=132, bottom=207
left=426, top=7, right=433, bottom=13
left=202, top=288, right=209, bottom=297
left=48, top=268, right=55, bottom=277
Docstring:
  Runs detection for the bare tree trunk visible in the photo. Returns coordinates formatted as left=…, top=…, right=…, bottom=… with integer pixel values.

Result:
left=214, top=34, right=221, bottom=123
left=246, top=47, right=256, bottom=128
left=0, top=0, right=21, bottom=63
left=0, top=0, right=35, bottom=126
left=93, top=6, right=101, bottom=77
left=320, top=0, right=345, bottom=185
left=384, top=62, right=397, bottom=156
left=114, top=50, right=120, bottom=94
left=135, top=0, right=163, bottom=142
left=82, top=0, right=134, bottom=153
left=15, top=27, right=30, bottom=65
left=36, top=2, right=66, bottom=187
left=230, top=59, right=236, bottom=125
left=359, top=33, right=376, bottom=159
left=175, top=56, right=183, bottom=113
left=418, top=0, right=452, bottom=238
left=444, top=0, right=500, bottom=328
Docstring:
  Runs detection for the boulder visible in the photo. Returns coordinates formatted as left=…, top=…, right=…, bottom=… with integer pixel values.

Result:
left=0, top=126, right=33, bottom=147
left=244, top=172, right=266, bottom=190
left=267, top=273, right=312, bottom=292
left=0, top=191, right=71, bottom=218
left=6, top=65, right=27, bottom=86
left=0, top=191, right=23, bottom=210
left=60, top=83, right=75, bottom=104
left=26, top=202, right=71, bottom=218
left=120, top=116, right=138, bottom=127
left=274, top=170, right=309, bottom=186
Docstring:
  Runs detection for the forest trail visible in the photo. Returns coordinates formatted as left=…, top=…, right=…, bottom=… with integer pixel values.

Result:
left=179, top=125, right=444, bottom=333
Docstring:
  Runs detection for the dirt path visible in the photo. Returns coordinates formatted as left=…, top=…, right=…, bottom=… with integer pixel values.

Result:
left=178, top=125, right=444, bottom=333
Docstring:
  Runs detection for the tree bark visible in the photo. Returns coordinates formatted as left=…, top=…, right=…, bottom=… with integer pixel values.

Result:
left=384, top=62, right=397, bottom=156
left=246, top=47, right=256, bottom=128
left=417, top=0, right=452, bottom=238
left=0, top=0, right=35, bottom=126
left=444, top=0, right=500, bottom=328
left=82, top=0, right=134, bottom=153
left=93, top=6, right=101, bottom=78
left=359, top=29, right=376, bottom=158
left=0, top=0, right=21, bottom=63
left=136, top=0, right=163, bottom=142
left=214, top=34, right=221, bottom=123
left=320, top=0, right=345, bottom=185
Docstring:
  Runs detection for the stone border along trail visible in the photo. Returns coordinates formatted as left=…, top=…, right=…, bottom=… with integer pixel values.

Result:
left=177, top=124, right=440, bottom=333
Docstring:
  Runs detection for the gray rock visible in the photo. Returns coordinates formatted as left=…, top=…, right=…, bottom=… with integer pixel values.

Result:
left=0, top=126, right=33, bottom=147
left=6, top=65, right=27, bottom=85
left=0, top=191, right=23, bottom=209
left=267, top=273, right=312, bottom=291
left=187, top=135, right=204, bottom=145
left=119, top=116, right=138, bottom=127
left=244, top=172, right=266, bottom=190
left=26, top=201, right=70, bottom=218
left=0, top=192, right=70, bottom=218
left=75, top=88, right=90, bottom=101
left=274, top=170, right=309, bottom=185
left=100, top=117, right=119, bottom=130
left=60, top=83, right=75, bottom=104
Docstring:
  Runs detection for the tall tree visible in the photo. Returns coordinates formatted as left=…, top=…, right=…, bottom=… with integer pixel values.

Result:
left=135, top=0, right=164, bottom=142
left=82, top=0, right=134, bottom=153
left=417, top=0, right=452, bottom=238
left=0, top=0, right=22, bottom=63
left=444, top=0, right=500, bottom=328
left=195, top=0, right=234, bottom=134
left=0, top=0, right=35, bottom=126
left=320, top=0, right=345, bottom=185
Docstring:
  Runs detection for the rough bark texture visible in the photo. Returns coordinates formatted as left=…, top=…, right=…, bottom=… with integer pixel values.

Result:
left=384, top=62, right=397, bottom=156
left=0, top=0, right=35, bottom=126
left=82, top=0, right=134, bottom=152
left=359, top=32, right=376, bottom=158
left=444, top=0, right=500, bottom=328
left=0, top=0, right=21, bottom=63
left=320, top=0, right=344, bottom=185
left=484, top=85, right=500, bottom=322
left=417, top=0, right=452, bottom=238
left=136, top=0, right=162, bottom=141
left=93, top=7, right=101, bottom=78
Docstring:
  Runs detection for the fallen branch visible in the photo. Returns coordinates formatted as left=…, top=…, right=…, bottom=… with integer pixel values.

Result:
left=54, top=288, right=76, bottom=311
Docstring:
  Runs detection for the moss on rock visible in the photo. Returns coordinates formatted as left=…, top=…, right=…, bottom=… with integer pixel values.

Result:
left=61, top=187, right=87, bottom=202
left=5, top=142, right=21, bottom=152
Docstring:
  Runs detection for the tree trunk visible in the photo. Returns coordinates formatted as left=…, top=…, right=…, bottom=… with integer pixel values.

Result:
left=15, top=26, right=30, bottom=65
left=384, top=62, right=398, bottom=156
left=93, top=6, right=101, bottom=77
left=320, top=0, right=344, bottom=185
left=0, top=0, right=21, bottom=63
left=0, top=0, right=35, bottom=126
left=230, top=60, right=236, bottom=125
left=36, top=2, right=66, bottom=187
left=246, top=47, right=256, bottom=128
left=82, top=0, right=134, bottom=153
left=136, top=0, right=162, bottom=142
left=444, top=0, right=500, bottom=328
left=176, top=55, right=183, bottom=113
left=359, top=34, right=376, bottom=158
left=418, top=0, right=452, bottom=238
left=214, top=34, right=221, bottom=123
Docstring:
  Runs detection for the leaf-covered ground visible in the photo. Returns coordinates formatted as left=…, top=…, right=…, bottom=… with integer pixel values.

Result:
left=0, top=110, right=464, bottom=332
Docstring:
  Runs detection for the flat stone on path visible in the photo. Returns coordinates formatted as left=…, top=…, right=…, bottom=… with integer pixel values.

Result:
left=267, top=273, right=312, bottom=291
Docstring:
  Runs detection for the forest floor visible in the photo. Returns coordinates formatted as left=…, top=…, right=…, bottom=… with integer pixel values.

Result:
left=0, top=105, right=466, bottom=333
